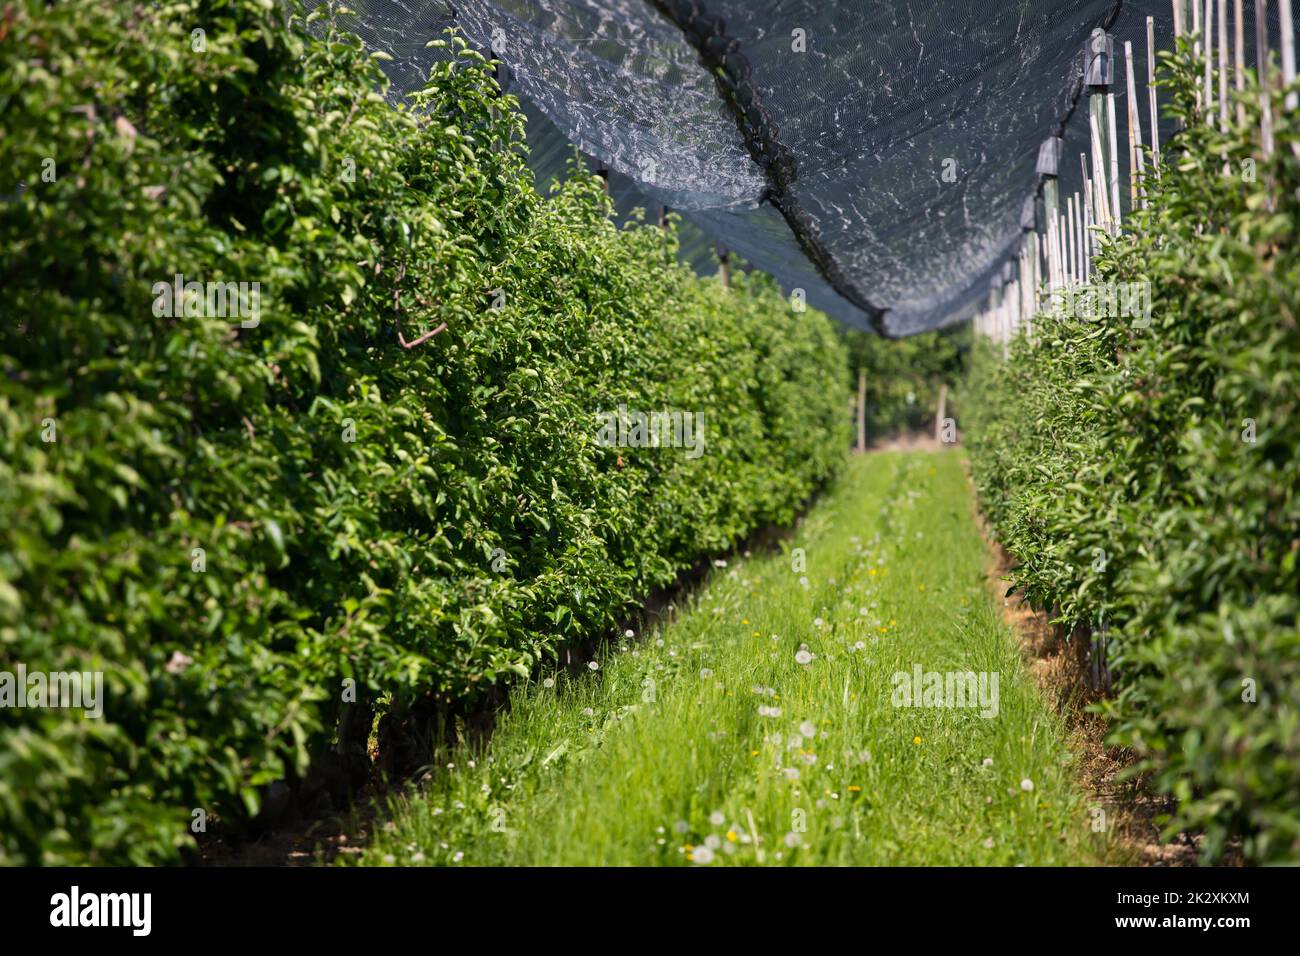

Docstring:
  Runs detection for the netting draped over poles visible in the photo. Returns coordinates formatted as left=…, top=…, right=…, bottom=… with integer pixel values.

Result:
left=345, top=1, right=1265, bottom=336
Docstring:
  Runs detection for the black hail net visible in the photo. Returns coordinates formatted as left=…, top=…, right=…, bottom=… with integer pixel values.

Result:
left=335, top=0, right=1267, bottom=336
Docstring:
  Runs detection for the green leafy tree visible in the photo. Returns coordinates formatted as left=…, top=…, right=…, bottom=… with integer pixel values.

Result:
left=966, top=37, right=1300, bottom=862
left=0, top=0, right=850, bottom=864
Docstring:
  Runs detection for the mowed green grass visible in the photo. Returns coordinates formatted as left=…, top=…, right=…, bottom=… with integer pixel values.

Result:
left=356, top=451, right=1107, bottom=866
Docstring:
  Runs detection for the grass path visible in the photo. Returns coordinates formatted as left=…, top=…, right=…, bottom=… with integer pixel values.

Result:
left=358, top=451, right=1106, bottom=866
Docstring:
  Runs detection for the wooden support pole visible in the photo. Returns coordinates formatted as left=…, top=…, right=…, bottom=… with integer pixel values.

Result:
left=1011, top=277, right=1021, bottom=339
left=1066, top=193, right=1075, bottom=284
left=1106, top=90, right=1123, bottom=230
left=1020, top=244, right=1029, bottom=331
left=1205, top=0, right=1216, bottom=120
left=992, top=293, right=999, bottom=344
left=1075, top=191, right=1086, bottom=280
left=1044, top=177, right=1061, bottom=290
left=1066, top=194, right=1076, bottom=286
left=1082, top=186, right=1093, bottom=282
left=1149, top=17, right=1162, bottom=176
left=999, top=287, right=1009, bottom=359
left=1003, top=290, right=1009, bottom=345
left=1258, top=0, right=1275, bottom=156
left=1194, top=0, right=1203, bottom=113
left=1073, top=199, right=1081, bottom=284
left=1089, top=99, right=1114, bottom=233
left=1058, top=214, right=1069, bottom=293
left=1043, top=225, right=1052, bottom=296
left=1282, top=0, right=1298, bottom=110
left=1014, top=251, right=1024, bottom=336
left=1048, top=216, right=1058, bottom=296
left=1055, top=213, right=1066, bottom=292
left=1218, top=0, right=1230, bottom=128
left=1052, top=221, right=1061, bottom=297
left=1041, top=222, right=1053, bottom=300
left=1023, top=246, right=1030, bottom=323
left=1080, top=154, right=1094, bottom=260
left=1125, top=41, right=1148, bottom=208
left=1094, top=149, right=1113, bottom=238
left=934, top=384, right=948, bottom=444
left=1030, top=237, right=1040, bottom=308
left=1018, top=246, right=1027, bottom=337
left=1236, top=0, right=1247, bottom=126
left=1028, top=232, right=1038, bottom=339
left=1173, top=0, right=1185, bottom=37
left=1041, top=227, right=1050, bottom=309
